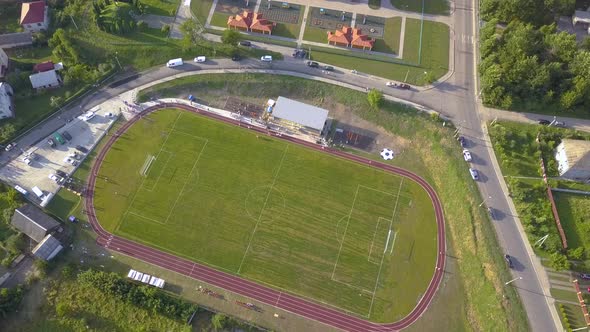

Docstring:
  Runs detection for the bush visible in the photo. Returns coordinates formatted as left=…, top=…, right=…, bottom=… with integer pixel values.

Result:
left=549, top=252, right=570, bottom=271
left=367, top=89, right=383, bottom=109
left=161, top=24, right=171, bottom=34
left=137, top=20, right=147, bottom=31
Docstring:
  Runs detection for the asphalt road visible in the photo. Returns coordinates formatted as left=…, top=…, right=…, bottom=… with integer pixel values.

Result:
left=1, top=0, right=559, bottom=329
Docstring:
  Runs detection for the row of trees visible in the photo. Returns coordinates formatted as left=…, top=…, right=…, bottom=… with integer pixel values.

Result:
left=78, top=269, right=197, bottom=320
left=479, top=0, right=590, bottom=113
left=0, top=286, right=24, bottom=317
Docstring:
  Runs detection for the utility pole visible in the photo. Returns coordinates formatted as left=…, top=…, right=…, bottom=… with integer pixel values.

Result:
left=114, top=52, right=122, bottom=69
left=478, top=195, right=491, bottom=207
left=505, top=276, right=522, bottom=285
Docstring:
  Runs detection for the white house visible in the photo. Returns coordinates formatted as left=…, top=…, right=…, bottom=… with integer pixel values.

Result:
left=29, top=69, right=62, bottom=89
left=555, top=139, right=590, bottom=182
left=0, top=82, right=14, bottom=120
left=20, top=1, right=49, bottom=33
left=0, top=48, right=8, bottom=78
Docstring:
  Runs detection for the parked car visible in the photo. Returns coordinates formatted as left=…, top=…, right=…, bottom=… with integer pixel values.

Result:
left=469, top=168, right=479, bottom=180
left=64, top=157, right=78, bottom=166
left=194, top=56, right=206, bottom=63
left=579, top=273, right=590, bottom=280
left=458, top=136, right=467, bottom=147
left=323, top=65, right=334, bottom=71
left=306, top=61, right=319, bottom=68
left=553, top=121, right=566, bottom=127
left=22, top=157, right=31, bottom=165
left=292, top=49, right=306, bottom=58
left=56, top=170, right=67, bottom=178
left=504, top=254, right=514, bottom=268
left=538, top=119, right=551, bottom=125
left=47, top=138, right=56, bottom=148
left=260, top=55, right=273, bottom=62
left=48, top=173, right=64, bottom=184
left=75, top=145, right=88, bottom=153
left=231, top=55, right=241, bottom=61
left=82, top=111, right=95, bottom=121
left=239, top=41, right=251, bottom=47
left=69, top=151, right=80, bottom=160
left=62, top=131, right=72, bottom=141
left=463, top=149, right=472, bottom=162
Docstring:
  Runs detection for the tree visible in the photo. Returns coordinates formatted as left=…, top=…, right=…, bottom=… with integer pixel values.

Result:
left=211, top=313, right=227, bottom=330
left=179, top=18, right=203, bottom=50
left=568, top=247, right=585, bottom=261
left=423, top=71, right=436, bottom=84
left=221, top=29, right=241, bottom=46
left=49, top=29, right=81, bottom=65
left=0, top=286, right=23, bottom=317
left=367, top=89, right=383, bottom=109
left=549, top=252, right=570, bottom=271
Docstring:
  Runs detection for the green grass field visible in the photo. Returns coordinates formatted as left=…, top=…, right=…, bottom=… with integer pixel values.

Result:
left=141, top=0, right=181, bottom=16
left=555, top=192, right=590, bottom=253
left=391, top=0, right=450, bottom=15
left=372, top=17, right=402, bottom=54
left=403, top=19, right=449, bottom=73
left=93, top=108, right=437, bottom=322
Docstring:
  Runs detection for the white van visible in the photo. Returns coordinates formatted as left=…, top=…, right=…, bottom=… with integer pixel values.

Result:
left=14, top=185, right=28, bottom=196
left=194, top=56, right=206, bottom=63
left=166, top=58, right=183, bottom=68
left=31, top=186, right=44, bottom=199
left=260, top=55, right=273, bottom=62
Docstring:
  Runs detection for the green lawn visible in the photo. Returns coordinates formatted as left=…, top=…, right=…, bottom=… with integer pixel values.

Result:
left=0, top=4, right=21, bottom=34
left=555, top=192, right=590, bottom=253
left=391, top=0, right=450, bottom=15
left=93, top=108, right=437, bottom=322
left=551, top=288, right=578, bottom=302
left=141, top=0, right=181, bottom=16
left=190, top=0, right=214, bottom=25
left=210, top=12, right=230, bottom=28
left=303, top=26, right=328, bottom=43
left=403, top=18, right=449, bottom=75
left=373, top=17, right=402, bottom=54
left=557, top=303, right=588, bottom=330
left=369, top=0, right=381, bottom=9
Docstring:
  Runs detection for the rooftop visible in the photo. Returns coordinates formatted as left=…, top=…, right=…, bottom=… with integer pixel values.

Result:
left=560, top=139, right=590, bottom=172
left=20, top=1, right=46, bottom=25
left=32, top=234, right=63, bottom=261
left=272, top=96, right=329, bottom=131
left=11, top=204, right=60, bottom=243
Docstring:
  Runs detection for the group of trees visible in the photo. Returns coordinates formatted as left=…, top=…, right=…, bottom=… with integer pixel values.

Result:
left=0, top=286, right=24, bottom=317
left=78, top=269, right=197, bottom=320
left=92, top=0, right=145, bottom=34
left=479, top=0, right=590, bottom=113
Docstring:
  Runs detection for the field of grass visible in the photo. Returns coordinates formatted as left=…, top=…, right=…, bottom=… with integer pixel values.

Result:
left=403, top=19, right=449, bottom=73
left=373, top=17, right=402, bottom=54
left=303, top=26, right=328, bottom=43
left=190, top=0, right=214, bottom=25
left=555, top=192, right=590, bottom=253
left=210, top=12, right=230, bottom=28
left=0, top=4, right=21, bottom=34
left=52, top=74, right=528, bottom=331
left=557, top=302, right=588, bottom=330
left=391, top=0, right=450, bottom=15
left=141, top=0, right=181, bottom=16
left=93, top=108, right=437, bottom=322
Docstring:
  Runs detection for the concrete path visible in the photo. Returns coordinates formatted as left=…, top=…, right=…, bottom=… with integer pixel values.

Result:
left=136, top=14, right=175, bottom=29
left=170, top=0, right=193, bottom=39
left=205, top=0, right=219, bottom=26
left=550, top=279, right=575, bottom=288
left=350, top=12, right=357, bottom=28
left=297, top=5, right=310, bottom=48
left=398, top=16, right=406, bottom=58
left=483, top=106, right=590, bottom=132
left=254, top=0, right=262, bottom=13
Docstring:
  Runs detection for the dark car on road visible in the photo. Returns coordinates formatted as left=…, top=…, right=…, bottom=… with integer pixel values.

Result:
left=75, top=145, right=88, bottom=153
left=538, top=119, right=551, bottom=125
left=231, top=55, right=241, bottom=61
left=323, top=65, right=334, bottom=71
left=62, top=131, right=72, bottom=141
left=56, top=170, right=67, bottom=178
left=505, top=254, right=514, bottom=268
left=458, top=136, right=467, bottom=147
left=306, top=61, right=319, bottom=68
left=579, top=273, right=590, bottom=280
left=239, top=41, right=251, bottom=47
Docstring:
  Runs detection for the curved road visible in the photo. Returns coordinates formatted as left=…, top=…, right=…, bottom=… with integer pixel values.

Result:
left=85, top=103, right=447, bottom=331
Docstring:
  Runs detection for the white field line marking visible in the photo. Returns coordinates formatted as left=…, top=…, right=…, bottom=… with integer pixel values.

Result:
left=389, top=231, right=398, bottom=255
left=237, top=145, right=289, bottom=274
left=163, top=139, right=208, bottom=224
left=331, top=184, right=360, bottom=280
left=118, top=113, right=182, bottom=232
left=143, top=151, right=173, bottom=192
left=368, top=178, right=404, bottom=318
left=358, top=184, right=395, bottom=197
left=127, top=211, right=167, bottom=225
left=367, top=218, right=381, bottom=262
left=331, top=276, right=375, bottom=294
left=384, top=229, right=392, bottom=254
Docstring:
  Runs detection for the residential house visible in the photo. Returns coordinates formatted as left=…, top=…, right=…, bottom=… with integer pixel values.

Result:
left=555, top=139, right=590, bottom=182
left=10, top=204, right=60, bottom=243
left=0, top=82, right=15, bottom=119
left=0, top=48, right=8, bottom=78
left=29, top=61, right=62, bottom=89
left=32, top=234, right=63, bottom=261
left=0, top=32, right=33, bottom=49
left=20, top=1, right=49, bottom=32
left=327, top=26, right=375, bottom=50
left=227, top=11, right=274, bottom=34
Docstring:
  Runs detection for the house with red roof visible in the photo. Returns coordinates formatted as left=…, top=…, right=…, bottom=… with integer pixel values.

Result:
left=227, top=11, right=274, bottom=35
left=33, top=60, right=54, bottom=73
left=20, top=1, right=49, bottom=33
left=327, top=26, right=375, bottom=50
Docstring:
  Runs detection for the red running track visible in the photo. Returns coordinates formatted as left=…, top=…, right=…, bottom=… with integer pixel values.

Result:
left=85, top=103, right=446, bottom=331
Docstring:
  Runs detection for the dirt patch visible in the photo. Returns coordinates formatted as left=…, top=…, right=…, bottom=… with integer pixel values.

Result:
left=327, top=101, right=410, bottom=154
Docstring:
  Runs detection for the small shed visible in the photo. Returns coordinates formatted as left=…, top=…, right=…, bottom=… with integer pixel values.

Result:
left=32, top=234, right=63, bottom=261
left=555, top=139, right=590, bottom=182
left=11, top=204, right=60, bottom=243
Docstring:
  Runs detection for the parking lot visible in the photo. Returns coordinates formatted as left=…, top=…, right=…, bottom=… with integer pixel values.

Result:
left=0, top=106, right=119, bottom=206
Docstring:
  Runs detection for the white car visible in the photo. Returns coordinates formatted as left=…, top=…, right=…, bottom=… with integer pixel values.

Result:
left=194, top=56, right=206, bottom=63
left=260, top=55, right=273, bottom=62
left=82, top=111, right=95, bottom=121
left=386, top=82, right=395, bottom=87
left=48, top=173, right=64, bottom=184
left=64, top=157, right=78, bottom=166
left=463, top=149, right=472, bottom=162
left=469, top=168, right=479, bottom=180
left=22, top=157, right=31, bottom=165
left=69, top=151, right=80, bottom=160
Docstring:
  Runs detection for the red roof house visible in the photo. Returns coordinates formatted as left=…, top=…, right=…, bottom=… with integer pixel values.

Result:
left=327, top=26, right=375, bottom=50
left=227, top=11, right=274, bottom=34
left=20, top=1, right=49, bottom=33
left=33, top=61, right=54, bottom=73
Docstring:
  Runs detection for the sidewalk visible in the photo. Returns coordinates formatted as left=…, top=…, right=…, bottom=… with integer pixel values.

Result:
left=483, top=106, right=590, bottom=133
left=170, top=0, right=192, bottom=39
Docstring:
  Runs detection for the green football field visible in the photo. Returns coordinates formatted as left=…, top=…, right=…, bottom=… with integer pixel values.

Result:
left=93, top=108, right=438, bottom=322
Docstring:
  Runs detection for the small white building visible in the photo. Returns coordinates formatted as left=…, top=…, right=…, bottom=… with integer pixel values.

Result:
left=0, top=48, right=8, bottom=78
left=555, top=139, right=590, bottom=182
left=0, top=82, right=14, bottom=120
left=20, top=1, right=49, bottom=32
left=29, top=69, right=62, bottom=89
left=270, top=96, right=329, bottom=138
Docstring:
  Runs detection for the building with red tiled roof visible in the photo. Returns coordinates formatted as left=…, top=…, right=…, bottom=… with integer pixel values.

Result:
left=327, top=26, right=375, bottom=50
left=227, top=11, right=274, bottom=35
left=20, top=1, right=49, bottom=32
left=33, top=61, right=54, bottom=73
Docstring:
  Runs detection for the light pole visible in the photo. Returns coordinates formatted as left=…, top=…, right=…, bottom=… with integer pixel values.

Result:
left=478, top=195, right=491, bottom=207
left=114, top=52, right=122, bottom=70
left=505, top=276, right=522, bottom=285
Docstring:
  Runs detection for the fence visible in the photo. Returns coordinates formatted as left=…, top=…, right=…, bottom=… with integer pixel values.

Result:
left=539, top=156, right=568, bottom=249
